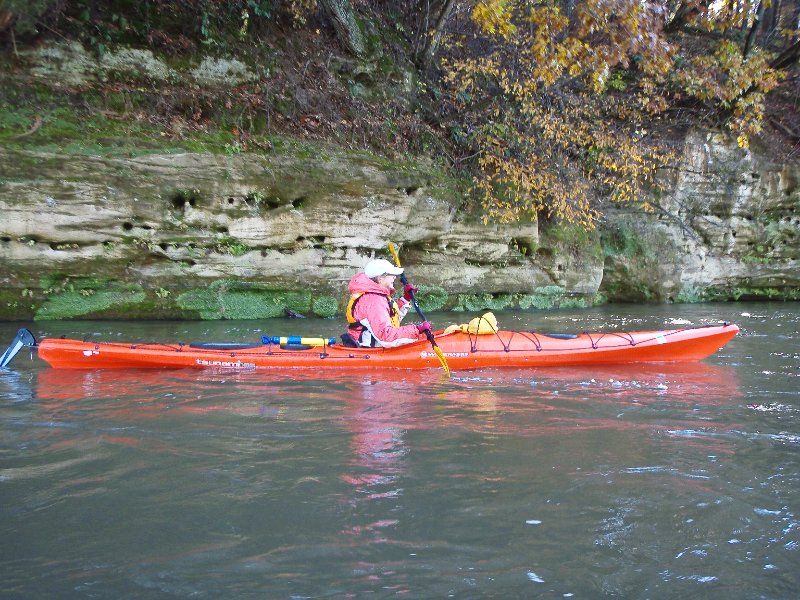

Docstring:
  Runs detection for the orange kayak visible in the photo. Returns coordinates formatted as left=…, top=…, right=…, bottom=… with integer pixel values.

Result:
left=32, top=323, right=739, bottom=371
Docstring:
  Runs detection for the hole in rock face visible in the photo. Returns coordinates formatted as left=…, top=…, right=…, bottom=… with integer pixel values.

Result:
left=295, top=235, right=326, bottom=246
left=170, top=191, right=198, bottom=210
left=510, top=237, right=535, bottom=257
left=1, top=236, right=11, bottom=242
left=292, top=196, right=307, bottom=209
left=227, top=197, right=236, bottom=205
left=122, top=222, right=134, bottom=231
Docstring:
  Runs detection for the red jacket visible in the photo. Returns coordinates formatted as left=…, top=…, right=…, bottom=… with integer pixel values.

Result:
left=347, top=273, right=419, bottom=347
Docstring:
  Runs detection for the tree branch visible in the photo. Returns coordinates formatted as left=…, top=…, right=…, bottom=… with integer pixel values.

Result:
left=415, top=0, right=456, bottom=70
left=770, top=38, right=800, bottom=70
left=742, top=0, right=763, bottom=59
left=665, top=0, right=710, bottom=34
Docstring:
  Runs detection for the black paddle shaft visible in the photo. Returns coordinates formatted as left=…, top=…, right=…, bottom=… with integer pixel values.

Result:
left=398, top=272, right=438, bottom=346
left=398, top=272, right=427, bottom=320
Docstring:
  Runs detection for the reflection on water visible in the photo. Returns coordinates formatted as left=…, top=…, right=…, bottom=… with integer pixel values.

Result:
left=1, top=302, right=799, bottom=598
left=28, top=360, right=742, bottom=435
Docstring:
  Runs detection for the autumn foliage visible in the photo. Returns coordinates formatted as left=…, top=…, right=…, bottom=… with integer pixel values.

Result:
left=1, top=0, right=798, bottom=229
left=442, top=0, right=794, bottom=227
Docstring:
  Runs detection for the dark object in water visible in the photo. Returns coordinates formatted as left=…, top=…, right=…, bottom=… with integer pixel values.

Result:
left=285, top=309, right=306, bottom=319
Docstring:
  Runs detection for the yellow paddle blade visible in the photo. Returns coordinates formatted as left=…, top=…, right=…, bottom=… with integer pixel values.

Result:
left=433, top=345, right=451, bottom=377
left=389, top=240, right=450, bottom=376
left=387, top=242, right=401, bottom=268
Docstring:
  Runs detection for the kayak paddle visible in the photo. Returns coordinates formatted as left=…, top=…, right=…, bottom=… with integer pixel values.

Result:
left=0, top=328, right=36, bottom=368
left=387, top=242, right=450, bottom=377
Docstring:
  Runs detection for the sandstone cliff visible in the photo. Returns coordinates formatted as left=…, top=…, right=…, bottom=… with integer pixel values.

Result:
left=1, top=129, right=798, bottom=321
left=1, top=41, right=798, bottom=321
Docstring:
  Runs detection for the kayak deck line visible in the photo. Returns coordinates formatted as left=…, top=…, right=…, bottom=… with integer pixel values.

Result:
left=469, top=322, right=733, bottom=353
left=26, top=323, right=725, bottom=354
left=3, top=321, right=740, bottom=371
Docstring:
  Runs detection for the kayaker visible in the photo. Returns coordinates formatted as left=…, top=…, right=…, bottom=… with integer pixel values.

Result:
left=343, top=258, right=432, bottom=348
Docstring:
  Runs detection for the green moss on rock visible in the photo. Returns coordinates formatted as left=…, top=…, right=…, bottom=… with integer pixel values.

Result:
left=703, top=286, right=800, bottom=302
left=592, top=292, right=608, bottom=306
left=454, top=293, right=514, bottom=312
left=175, top=280, right=312, bottom=320
left=558, top=296, right=588, bottom=310
left=312, top=295, right=339, bottom=318
left=220, top=291, right=288, bottom=319
left=541, top=224, right=603, bottom=261
left=517, top=286, right=566, bottom=310
left=35, top=282, right=146, bottom=320
left=674, top=285, right=704, bottom=304
left=416, top=285, right=448, bottom=313
left=600, top=220, right=650, bottom=259
left=175, top=287, right=223, bottom=319
left=0, top=288, right=36, bottom=320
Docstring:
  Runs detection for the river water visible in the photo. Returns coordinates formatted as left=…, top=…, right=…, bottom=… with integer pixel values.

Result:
left=0, top=302, right=798, bottom=599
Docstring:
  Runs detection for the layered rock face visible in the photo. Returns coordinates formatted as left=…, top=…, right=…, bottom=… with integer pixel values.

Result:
left=0, top=148, right=558, bottom=320
left=1, top=131, right=798, bottom=321
left=601, top=131, right=800, bottom=303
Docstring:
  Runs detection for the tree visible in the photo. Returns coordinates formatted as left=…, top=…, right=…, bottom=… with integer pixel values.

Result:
left=0, top=0, right=63, bottom=35
left=742, top=1, right=765, bottom=59
left=412, top=0, right=457, bottom=69
left=665, top=0, right=711, bottom=33
left=441, top=0, right=794, bottom=228
left=319, top=0, right=367, bottom=57
left=443, top=0, right=679, bottom=228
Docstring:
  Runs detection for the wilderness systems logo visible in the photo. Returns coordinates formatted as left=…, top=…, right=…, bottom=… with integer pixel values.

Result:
left=196, top=359, right=256, bottom=369
left=420, top=351, right=468, bottom=359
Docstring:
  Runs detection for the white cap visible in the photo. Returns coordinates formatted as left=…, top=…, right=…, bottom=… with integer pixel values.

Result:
left=364, top=258, right=404, bottom=278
